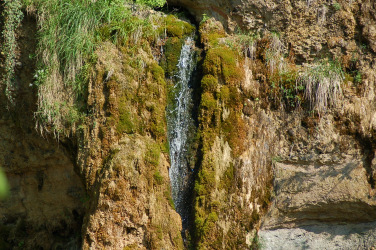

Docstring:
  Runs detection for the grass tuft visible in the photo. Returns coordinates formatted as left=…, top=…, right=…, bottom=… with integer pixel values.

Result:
left=298, top=59, right=344, bottom=114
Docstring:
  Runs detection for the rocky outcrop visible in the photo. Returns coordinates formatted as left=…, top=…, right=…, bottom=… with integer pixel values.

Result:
left=177, top=0, right=376, bottom=248
left=74, top=19, right=190, bottom=247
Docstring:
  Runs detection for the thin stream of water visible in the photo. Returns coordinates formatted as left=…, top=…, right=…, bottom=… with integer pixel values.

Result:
left=167, top=37, right=196, bottom=226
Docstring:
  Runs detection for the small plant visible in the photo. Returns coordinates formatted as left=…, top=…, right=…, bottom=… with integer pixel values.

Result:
left=201, top=13, right=210, bottom=24
left=153, top=170, right=163, bottom=185
left=265, top=33, right=285, bottom=74
left=332, top=2, right=341, bottom=11
left=146, top=143, right=161, bottom=167
left=354, top=71, right=362, bottom=84
left=272, top=156, right=282, bottom=164
left=297, top=59, right=344, bottom=114
left=250, top=232, right=263, bottom=250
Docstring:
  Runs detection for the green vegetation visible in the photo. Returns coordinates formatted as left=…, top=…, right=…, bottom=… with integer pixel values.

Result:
left=0, top=168, right=9, bottom=200
left=164, top=190, right=175, bottom=209
left=162, top=14, right=195, bottom=38
left=250, top=232, right=263, bottom=250
left=15, top=0, right=170, bottom=136
left=332, top=2, right=341, bottom=11
left=354, top=71, right=362, bottom=84
left=159, top=15, right=195, bottom=77
left=146, top=143, right=161, bottom=167
left=298, top=59, right=344, bottom=114
left=135, top=0, right=166, bottom=8
left=1, top=0, right=23, bottom=104
left=193, top=18, right=249, bottom=248
left=153, top=170, right=163, bottom=185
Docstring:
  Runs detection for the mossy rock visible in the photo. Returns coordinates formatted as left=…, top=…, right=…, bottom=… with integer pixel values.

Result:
left=199, top=18, right=226, bottom=47
left=153, top=170, right=163, bottom=185
left=117, top=96, right=138, bottom=135
left=222, top=112, right=247, bottom=157
left=201, top=74, right=218, bottom=92
left=203, top=46, right=243, bottom=85
left=145, top=143, right=161, bottom=167
left=161, top=14, right=195, bottom=38
left=160, top=37, right=184, bottom=77
left=150, top=62, right=166, bottom=86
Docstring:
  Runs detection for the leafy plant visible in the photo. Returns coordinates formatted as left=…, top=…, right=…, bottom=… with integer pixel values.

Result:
left=354, top=71, right=362, bottom=84
left=201, top=13, right=210, bottom=24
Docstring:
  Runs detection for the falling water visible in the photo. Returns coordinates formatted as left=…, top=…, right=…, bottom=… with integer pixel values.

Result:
left=167, top=37, right=196, bottom=226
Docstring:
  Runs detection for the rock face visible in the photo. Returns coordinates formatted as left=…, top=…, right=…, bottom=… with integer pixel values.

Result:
left=170, top=0, right=376, bottom=248
left=259, top=222, right=376, bottom=250
left=1, top=0, right=376, bottom=249
left=0, top=16, right=85, bottom=249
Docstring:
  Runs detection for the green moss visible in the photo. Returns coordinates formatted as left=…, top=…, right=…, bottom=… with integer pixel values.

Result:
left=164, top=190, right=175, bottom=209
left=222, top=113, right=247, bottom=157
left=201, top=75, right=218, bottom=92
left=203, top=46, right=243, bottom=85
left=117, top=97, right=138, bottom=134
left=160, top=37, right=184, bottom=77
left=199, top=18, right=226, bottom=47
left=150, top=104, right=166, bottom=140
left=195, top=211, right=218, bottom=242
left=145, top=143, right=161, bottom=167
left=217, top=85, right=230, bottom=102
left=219, top=163, right=234, bottom=190
left=153, top=170, right=163, bottom=185
left=163, top=15, right=195, bottom=38
left=150, top=62, right=166, bottom=86
left=158, top=16, right=195, bottom=78
left=200, top=92, right=217, bottom=111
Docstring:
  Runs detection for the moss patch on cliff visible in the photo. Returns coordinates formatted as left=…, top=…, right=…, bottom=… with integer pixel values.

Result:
left=159, top=15, right=195, bottom=77
left=192, top=18, right=250, bottom=248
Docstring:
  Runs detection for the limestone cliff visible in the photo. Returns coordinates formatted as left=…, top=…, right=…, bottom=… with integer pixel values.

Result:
left=169, top=0, right=376, bottom=248
left=1, top=0, right=376, bottom=249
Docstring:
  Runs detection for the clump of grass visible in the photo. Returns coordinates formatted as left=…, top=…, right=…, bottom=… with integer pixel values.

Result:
left=146, top=143, right=161, bottom=167
left=298, top=59, right=344, bottom=114
left=23, top=0, right=164, bottom=136
left=332, top=2, right=341, bottom=11
left=265, top=33, right=285, bottom=74
left=153, top=170, right=163, bottom=185
left=1, top=0, right=23, bottom=104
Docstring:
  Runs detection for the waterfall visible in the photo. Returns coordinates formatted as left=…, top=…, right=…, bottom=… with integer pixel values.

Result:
left=167, top=37, right=196, bottom=226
